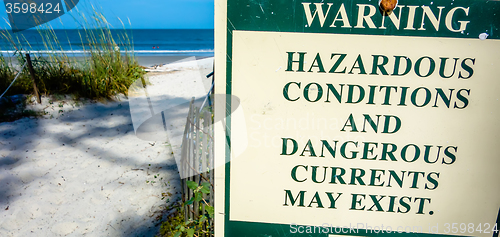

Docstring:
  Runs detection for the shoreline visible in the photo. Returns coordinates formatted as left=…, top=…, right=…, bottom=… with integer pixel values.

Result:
left=1, top=54, right=213, bottom=67
left=135, top=55, right=213, bottom=67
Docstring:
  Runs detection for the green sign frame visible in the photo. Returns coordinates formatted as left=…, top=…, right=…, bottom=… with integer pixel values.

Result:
left=219, top=0, right=500, bottom=236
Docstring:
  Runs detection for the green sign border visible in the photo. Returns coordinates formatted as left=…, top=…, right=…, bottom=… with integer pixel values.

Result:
left=223, top=0, right=500, bottom=236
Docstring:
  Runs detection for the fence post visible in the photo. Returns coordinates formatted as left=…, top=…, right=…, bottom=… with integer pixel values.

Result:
left=25, top=54, right=41, bottom=104
left=193, top=106, right=200, bottom=220
left=182, top=98, right=195, bottom=222
left=180, top=97, right=214, bottom=235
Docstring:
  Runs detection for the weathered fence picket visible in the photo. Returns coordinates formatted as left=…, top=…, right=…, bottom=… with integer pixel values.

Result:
left=180, top=96, right=214, bottom=236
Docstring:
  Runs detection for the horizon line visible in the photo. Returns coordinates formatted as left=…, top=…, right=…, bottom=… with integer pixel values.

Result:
left=2, top=28, right=214, bottom=31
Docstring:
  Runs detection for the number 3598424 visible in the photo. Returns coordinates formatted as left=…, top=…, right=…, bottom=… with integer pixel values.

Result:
left=5, top=2, right=61, bottom=14
left=443, top=223, right=498, bottom=234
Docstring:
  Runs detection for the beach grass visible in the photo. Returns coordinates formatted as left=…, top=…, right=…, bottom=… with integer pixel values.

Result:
left=0, top=7, right=145, bottom=100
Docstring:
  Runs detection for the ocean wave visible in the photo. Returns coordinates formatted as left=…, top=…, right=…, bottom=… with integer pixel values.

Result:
left=133, top=49, right=214, bottom=53
left=0, top=49, right=214, bottom=54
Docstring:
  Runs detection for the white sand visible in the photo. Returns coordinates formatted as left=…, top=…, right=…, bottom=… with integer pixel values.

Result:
left=129, top=57, right=213, bottom=176
left=0, top=57, right=214, bottom=236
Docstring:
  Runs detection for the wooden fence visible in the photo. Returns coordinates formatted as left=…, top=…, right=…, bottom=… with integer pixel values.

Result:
left=180, top=97, right=214, bottom=234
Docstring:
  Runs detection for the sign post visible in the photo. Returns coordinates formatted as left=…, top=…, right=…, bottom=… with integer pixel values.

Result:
left=215, top=0, right=500, bottom=236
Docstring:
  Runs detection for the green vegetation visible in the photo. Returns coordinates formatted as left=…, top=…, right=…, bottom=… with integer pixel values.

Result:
left=158, top=181, right=214, bottom=237
left=0, top=8, right=145, bottom=100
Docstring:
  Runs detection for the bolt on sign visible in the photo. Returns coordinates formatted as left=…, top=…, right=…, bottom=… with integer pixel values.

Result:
left=214, top=0, right=500, bottom=236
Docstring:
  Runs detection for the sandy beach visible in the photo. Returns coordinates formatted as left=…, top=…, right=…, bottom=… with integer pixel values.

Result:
left=0, top=57, right=214, bottom=236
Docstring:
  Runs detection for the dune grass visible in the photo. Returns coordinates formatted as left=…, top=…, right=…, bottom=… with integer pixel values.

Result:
left=0, top=8, right=145, bottom=99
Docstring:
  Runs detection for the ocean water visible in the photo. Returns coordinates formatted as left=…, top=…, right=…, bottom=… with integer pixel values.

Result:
left=0, top=29, right=214, bottom=57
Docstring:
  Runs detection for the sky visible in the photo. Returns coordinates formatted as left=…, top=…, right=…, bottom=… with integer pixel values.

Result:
left=0, top=0, right=214, bottom=30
